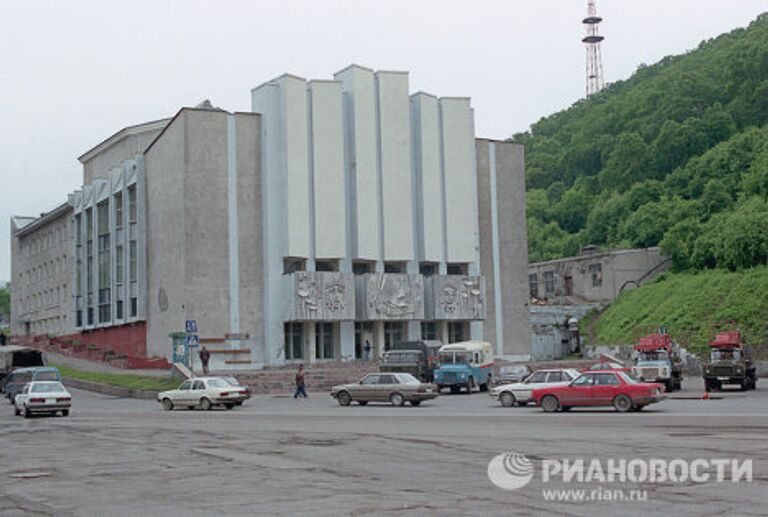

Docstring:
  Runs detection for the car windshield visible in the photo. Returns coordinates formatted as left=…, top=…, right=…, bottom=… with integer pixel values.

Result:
left=439, top=351, right=469, bottom=364
left=618, top=372, right=640, bottom=384
left=710, top=349, right=741, bottom=361
left=35, top=371, right=59, bottom=381
left=638, top=350, right=669, bottom=361
left=501, top=365, right=528, bottom=375
left=222, top=377, right=240, bottom=386
left=207, top=379, right=230, bottom=388
left=383, top=352, right=421, bottom=364
left=394, top=373, right=421, bottom=385
left=31, top=382, right=65, bottom=393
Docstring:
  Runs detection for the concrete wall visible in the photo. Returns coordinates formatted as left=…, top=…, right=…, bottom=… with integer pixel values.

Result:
left=476, top=139, right=531, bottom=359
left=82, top=126, right=165, bottom=184
left=10, top=206, right=74, bottom=337
left=529, top=247, right=668, bottom=304
left=144, top=108, right=263, bottom=361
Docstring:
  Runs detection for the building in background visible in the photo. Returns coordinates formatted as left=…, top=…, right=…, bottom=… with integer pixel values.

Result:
left=10, top=65, right=531, bottom=368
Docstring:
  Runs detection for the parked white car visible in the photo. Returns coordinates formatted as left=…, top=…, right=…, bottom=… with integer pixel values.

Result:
left=491, top=369, right=581, bottom=407
left=14, top=381, right=72, bottom=418
left=157, top=377, right=249, bottom=411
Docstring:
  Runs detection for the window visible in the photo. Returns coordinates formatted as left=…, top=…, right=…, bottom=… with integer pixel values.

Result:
left=544, top=271, right=555, bottom=294
left=448, top=322, right=466, bottom=343
left=383, top=262, right=405, bottom=274
left=361, top=374, right=380, bottom=385
left=529, top=273, right=539, bottom=298
left=352, top=261, right=374, bottom=275
left=115, top=246, right=124, bottom=284
left=114, top=193, right=123, bottom=228
left=546, top=372, right=563, bottom=383
left=283, top=258, right=306, bottom=274
left=129, top=241, right=137, bottom=282
left=383, top=322, right=404, bottom=350
left=378, top=374, right=396, bottom=385
left=315, top=322, right=334, bottom=360
left=589, top=263, right=603, bottom=287
left=595, top=373, right=619, bottom=386
left=421, top=321, right=437, bottom=341
left=354, top=321, right=373, bottom=359
left=315, top=260, right=338, bottom=272
left=192, top=380, right=204, bottom=390
left=572, top=374, right=595, bottom=386
left=419, top=263, right=437, bottom=277
left=128, top=186, right=137, bottom=222
left=284, top=322, right=303, bottom=360
left=447, top=263, right=468, bottom=276
left=527, top=371, right=547, bottom=383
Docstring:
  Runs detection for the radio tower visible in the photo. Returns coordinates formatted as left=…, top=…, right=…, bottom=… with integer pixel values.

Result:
left=582, top=0, right=605, bottom=96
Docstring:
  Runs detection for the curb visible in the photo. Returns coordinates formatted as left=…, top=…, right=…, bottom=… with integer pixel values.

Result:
left=62, top=377, right=158, bottom=400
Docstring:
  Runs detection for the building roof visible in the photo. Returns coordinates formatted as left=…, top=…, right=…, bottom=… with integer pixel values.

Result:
left=77, top=118, right=171, bottom=164
left=12, top=202, right=72, bottom=238
left=529, top=247, right=660, bottom=269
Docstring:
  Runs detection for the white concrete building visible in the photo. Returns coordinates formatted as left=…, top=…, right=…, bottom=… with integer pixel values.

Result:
left=10, top=65, right=531, bottom=368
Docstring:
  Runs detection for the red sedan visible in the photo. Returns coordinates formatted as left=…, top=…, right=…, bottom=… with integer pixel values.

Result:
left=531, top=370, right=666, bottom=413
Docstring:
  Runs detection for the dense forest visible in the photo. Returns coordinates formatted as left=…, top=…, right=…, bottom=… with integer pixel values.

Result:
left=514, top=13, right=768, bottom=271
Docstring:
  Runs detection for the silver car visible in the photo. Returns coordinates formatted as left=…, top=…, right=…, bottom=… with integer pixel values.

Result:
left=330, top=373, right=438, bottom=407
left=14, top=381, right=72, bottom=418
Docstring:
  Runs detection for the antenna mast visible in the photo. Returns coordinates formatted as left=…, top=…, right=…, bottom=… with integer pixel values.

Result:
left=582, top=0, right=605, bottom=96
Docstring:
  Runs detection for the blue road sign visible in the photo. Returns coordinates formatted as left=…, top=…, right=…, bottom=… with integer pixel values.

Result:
left=185, top=320, right=198, bottom=333
left=186, top=334, right=200, bottom=348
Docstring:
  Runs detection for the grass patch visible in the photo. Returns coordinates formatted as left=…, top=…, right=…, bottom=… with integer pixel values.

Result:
left=52, top=365, right=179, bottom=392
left=588, top=265, right=768, bottom=356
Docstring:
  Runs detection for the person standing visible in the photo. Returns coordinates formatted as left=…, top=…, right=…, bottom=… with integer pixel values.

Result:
left=294, top=364, right=308, bottom=399
left=364, top=339, right=372, bottom=361
left=199, top=345, right=211, bottom=375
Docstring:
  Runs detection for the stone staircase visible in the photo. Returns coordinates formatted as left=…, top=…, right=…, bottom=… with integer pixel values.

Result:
left=232, top=362, right=380, bottom=395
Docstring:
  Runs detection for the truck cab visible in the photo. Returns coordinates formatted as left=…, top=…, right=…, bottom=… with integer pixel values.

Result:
left=433, top=341, right=494, bottom=394
left=703, top=330, right=756, bottom=392
left=631, top=331, right=682, bottom=392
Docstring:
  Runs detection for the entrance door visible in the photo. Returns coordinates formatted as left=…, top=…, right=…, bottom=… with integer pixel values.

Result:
left=564, top=276, right=573, bottom=296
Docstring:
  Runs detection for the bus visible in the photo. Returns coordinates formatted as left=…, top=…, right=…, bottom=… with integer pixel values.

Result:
left=433, top=341, right=494, bottom=394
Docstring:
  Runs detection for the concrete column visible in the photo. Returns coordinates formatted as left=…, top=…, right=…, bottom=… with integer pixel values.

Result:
left=340, top=321, right=355, bottom=361
left=306, top=322, right=317, bottom=364
left=373, top=321, right=385, bottom=359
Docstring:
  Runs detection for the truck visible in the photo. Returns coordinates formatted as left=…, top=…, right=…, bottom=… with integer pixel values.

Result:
left=433, top=341, right=494, bottom=394
left=703, top=329, right=756, bottom=392
left=380, top=340, right=442, bottom=382
left=631, top=328, right=683, bottom=392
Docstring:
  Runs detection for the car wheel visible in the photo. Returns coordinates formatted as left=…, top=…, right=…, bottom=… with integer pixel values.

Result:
left=162, top=398, right=174, bottom=411
left=500, top=391, right=516, bottom=408
left=357, top=400, right=368, bottom=406
left=224, top=403, right=235, bottom=410
left=61, top=409, right=69, bottom=417
left=541, top=395, right=560, bottom=413
left=200, top=398, right=213, bottom=411
left=337, top=391, right=352, bottom=406
left=613, top=394, right=633, bottom=413
left=390, top=392, right=405, bottom=407
left=410, top=400, right=422, bottom=406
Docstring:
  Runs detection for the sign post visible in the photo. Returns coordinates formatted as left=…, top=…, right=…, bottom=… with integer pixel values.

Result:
left=185, top=320, right=199, bottom=373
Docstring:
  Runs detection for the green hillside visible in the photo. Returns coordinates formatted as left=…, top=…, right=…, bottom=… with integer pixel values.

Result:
left=515, top=13, right=768, bottom=269
left=583, top=266, right=768, bottom=356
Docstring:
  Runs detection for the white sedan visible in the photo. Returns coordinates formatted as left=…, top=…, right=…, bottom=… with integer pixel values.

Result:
left=491, top=369, right=581, bottom=407
left=14, top=381, right=72, bottom=418
left=157, top=377, right=249, bottom=411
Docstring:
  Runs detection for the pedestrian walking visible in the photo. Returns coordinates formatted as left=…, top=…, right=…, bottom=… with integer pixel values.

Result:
left=364, top=339, right=372, bottom=361
left=294, top=364, right=308, bottom=399
left=199, top=345, right=211, bottom=375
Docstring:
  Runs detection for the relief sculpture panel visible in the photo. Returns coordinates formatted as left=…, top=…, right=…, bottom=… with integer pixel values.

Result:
left=362, top=274, right=424, bottom=320
left=290, top=271, right=355, bottom=321
left=430, top=275, right=486, bottom=320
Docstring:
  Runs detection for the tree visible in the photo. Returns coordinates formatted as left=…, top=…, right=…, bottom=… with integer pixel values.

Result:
left=553, top=187, right=590, bottom=234
left=599, top=132, right=650, bottom=190
left=0, top=282, right=10, bottom=326
left=660, top=218, right=703, bottom=271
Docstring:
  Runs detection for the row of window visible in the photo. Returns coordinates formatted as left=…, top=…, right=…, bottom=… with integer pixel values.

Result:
left=284, top=259, right=469, bottom=276
left=20, top=224, right=68, bottom=257
left=529, top=263, right=603, bottom=298
left=25, top=314, right=67, bottom=336
left=20, top=284, right=68, bottom=313
left=21, top=255, right=68, bottom=285
left=283, top=321, right=468, bottom=361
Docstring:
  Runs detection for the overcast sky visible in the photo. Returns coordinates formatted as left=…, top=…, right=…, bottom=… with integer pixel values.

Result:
left=1, top=0, right=766, bottom=282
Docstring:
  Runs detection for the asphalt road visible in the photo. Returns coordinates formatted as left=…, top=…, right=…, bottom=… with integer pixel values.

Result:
left=1, top=380, right=766, bottom=516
